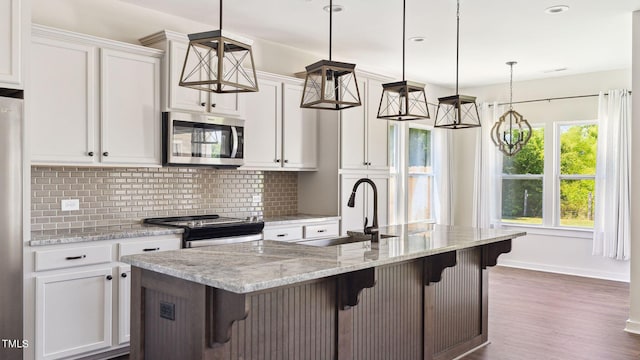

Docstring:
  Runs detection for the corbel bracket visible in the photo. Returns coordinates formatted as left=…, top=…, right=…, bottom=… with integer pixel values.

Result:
left=423, top=251, right=457, bottom=286
left=206, top=287, right=248, bottom=347
left=338, top=268, right=376, bottom=310
left=481, top=239, right=512, bottom=269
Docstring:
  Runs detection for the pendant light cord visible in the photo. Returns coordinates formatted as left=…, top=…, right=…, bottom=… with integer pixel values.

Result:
left=329, top=0, right=333, bottom=61
left=509, top=63, right=514, bottom=111
left=456, top=0, right=460, bottom=95
left=219, top=0, right=223, bottom=30
left=402, top=0, right=406, bottom=81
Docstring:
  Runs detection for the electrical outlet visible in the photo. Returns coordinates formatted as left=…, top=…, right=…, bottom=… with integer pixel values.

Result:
left=61, top=199, right=80, bottom=211
left=252, top=195, right=262, bottom=203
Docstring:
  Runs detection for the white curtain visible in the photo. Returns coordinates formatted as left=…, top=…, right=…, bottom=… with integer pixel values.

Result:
left=472, top=102, right=503, bottom=228
left=593, top=90, right=631, bottom=260
left=433, top=128, right=453, bottom=225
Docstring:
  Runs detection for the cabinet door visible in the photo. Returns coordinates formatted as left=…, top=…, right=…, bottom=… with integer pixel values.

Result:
left=368, top=175, right=389, bottom=228
left=282, top=83, right=318, bottom=169
left=366, top=78, right=389, bottom=170
left=340, top=78, right=367, bottom=170
left=35, top=268, right=113, bottom=360
left=31, top=37, right=98, bottom=165
left=242, top=78, right=282, bottom=169
left=118, top=265, right=131, bottom=345
left=210, top=92, right=241, bottom=117
left=168, top=41, right=207, bottom=113
left=340, top=175, right=366, bottom=235
left=100, top=49, right=161, bottom=166
left=0, top=0, right=20, bottom=87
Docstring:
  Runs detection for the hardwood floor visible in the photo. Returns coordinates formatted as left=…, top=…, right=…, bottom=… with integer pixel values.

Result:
left=111, top=266, right=640, bottom=360
left=463, top=266, right=640, bottom=360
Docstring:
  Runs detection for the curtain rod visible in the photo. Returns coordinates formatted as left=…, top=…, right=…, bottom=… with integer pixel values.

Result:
left=488, top=91, right=632, bottom=107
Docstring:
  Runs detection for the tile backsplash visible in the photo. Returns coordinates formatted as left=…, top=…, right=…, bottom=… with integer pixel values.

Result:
left=31, top=167, right=298, bottom=231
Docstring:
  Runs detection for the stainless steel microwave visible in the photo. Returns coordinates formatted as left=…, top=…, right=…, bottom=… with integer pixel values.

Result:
left=162, top=112, right=244, bottom=167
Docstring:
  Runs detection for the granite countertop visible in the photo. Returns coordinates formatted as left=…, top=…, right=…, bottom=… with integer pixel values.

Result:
left=30, top=224, right=183, bottom=246
left=121, top=223, right=526, bottom=294
left=262, top=214, right=340, bottom=226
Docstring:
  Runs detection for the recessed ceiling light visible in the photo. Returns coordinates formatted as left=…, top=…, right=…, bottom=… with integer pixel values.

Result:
left=409, top=36, right=426, bottom=43
left=323, top=4, right=344, bottom=12
left=544, top=5, right=569, bottom=14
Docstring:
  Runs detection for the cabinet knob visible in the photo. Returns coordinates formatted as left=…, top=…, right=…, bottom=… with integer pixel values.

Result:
left=121, top=273, right=128, bottom=278
left=363, top=161, right=368, bottom=166
left=368, top=162, right=372, bottom=166
left=106, top=275, right=113, bottom=281
left=88, top=151, right=94, bottom=157
left=103, top=152, right=109, bottom=157
left=284, top=160, right=289, bottom=163
left=211, top=103, right=216, bottom=108
left=200, top=102, right=206, bottom=107
left=275, top=159, right=281, bottom=163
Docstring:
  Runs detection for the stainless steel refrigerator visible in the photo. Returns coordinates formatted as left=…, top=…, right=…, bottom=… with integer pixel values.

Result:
left=0, top=88, right=23, bottom=360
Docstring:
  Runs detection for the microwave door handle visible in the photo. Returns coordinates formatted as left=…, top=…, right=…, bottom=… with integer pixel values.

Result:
left=230, top=126, right=238, bottom=158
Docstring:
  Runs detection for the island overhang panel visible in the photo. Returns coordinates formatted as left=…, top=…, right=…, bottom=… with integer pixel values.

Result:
left=123, top=224, right=524, bottom=360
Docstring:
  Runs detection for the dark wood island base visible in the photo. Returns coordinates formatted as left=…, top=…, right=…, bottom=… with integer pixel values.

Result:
left=129, top=240, right=512, bottom=360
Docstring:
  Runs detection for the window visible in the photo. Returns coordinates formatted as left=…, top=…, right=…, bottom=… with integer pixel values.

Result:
left=389, top=124, right=435, bottom=224
left=407, top=128, right=433, bottom=222
left=500, top=127, right=545, bottom=225
left=558, top=123, right=597, bottom=227
left=499, top=121, right=598, bottom=228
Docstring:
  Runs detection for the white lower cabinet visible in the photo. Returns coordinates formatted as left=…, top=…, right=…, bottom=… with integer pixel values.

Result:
left=118, top=265, right=132, bottom=345
left=35, top=267, right=113, bottom=360
left=28, top=235, right=181, bottom=360
left=263, top=219, right=340, bottom=242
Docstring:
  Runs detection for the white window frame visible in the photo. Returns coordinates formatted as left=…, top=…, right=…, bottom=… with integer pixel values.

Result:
left=553, top=120, right=598, bottom=228
left=499, top=120, right=597, bottom=236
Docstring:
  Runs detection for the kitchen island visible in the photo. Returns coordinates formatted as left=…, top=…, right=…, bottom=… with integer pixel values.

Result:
left=122, top=223, right=525, bottom=360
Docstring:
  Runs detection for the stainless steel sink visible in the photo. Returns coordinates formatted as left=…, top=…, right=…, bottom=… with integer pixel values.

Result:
left=298, top=236, right=369, bottom=247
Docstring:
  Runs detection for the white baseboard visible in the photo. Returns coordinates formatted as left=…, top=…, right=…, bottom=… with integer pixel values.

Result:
left=497, top=259, right=630, bottom=283
left=625, top=319, right=640, bottom=334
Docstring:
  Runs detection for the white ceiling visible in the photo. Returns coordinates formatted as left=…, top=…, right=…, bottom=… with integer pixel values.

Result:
left=120, top=0, right=640, bottom=88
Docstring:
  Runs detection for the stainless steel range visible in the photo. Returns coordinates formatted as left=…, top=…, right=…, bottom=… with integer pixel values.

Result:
left=143, top=214, right=264, bottom=248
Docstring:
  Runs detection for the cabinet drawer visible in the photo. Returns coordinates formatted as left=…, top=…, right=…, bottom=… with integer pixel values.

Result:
left=304, top=222, right=340, bottom=239
left=263, top=226, right=303, bottom=242
left=35, top=245, right=112, bottom=272
left=118, top=236, right=181, bottom=259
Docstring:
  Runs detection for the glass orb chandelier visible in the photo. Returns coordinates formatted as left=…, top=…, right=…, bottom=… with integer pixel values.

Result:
left=377, top=0, right=430, bottom=121
left=179, top=0, right=259, bottom=93
left=434, top=0, right=480, bottom=129
left=490, top=61, right=532, bottom=156
left=300, top=0, right=362, bottom=110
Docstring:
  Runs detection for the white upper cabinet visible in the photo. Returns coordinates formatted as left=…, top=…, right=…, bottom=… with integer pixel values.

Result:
left=243, top=77, right=282, bottom=169
left=340, top=76, right=389, bottom=171
left=30, top=25, right=163, bottom=167
left=0, top=0, right=24, bottom=88
left=140, top=31, right=241, bottom=117
left=282, top=83, right=317, bottom=169
left=242, top=74, right=317, bottom=171
left=100, top=49, right=161, bottom=165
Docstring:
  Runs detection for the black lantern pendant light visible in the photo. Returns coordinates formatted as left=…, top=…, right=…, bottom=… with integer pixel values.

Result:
left=491, top=61, right=532, bottom=156
left=300, top=0, right=361, bottom=110
left=434, top=0, right=480, bottom=129
left=377, top=0, right=430, bottom=121
left=179, top=0, right=259, bottom=93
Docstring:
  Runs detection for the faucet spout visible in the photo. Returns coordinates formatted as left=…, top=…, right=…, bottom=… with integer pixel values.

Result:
left=346, top=178, right=379, bottom=242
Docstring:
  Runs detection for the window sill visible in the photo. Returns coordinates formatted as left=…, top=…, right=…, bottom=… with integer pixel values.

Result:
left=499, top=223, right=593, bottom=239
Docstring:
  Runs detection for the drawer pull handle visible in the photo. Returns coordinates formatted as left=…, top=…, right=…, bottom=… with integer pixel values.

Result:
left=276, top=234, right=288, bottom=237
left=65, top=255, right=86, bottom=260
left=143, top=247, right=160, bottom=252
left=317, top=229, right=327, bottom=233
left=121, top=273, right=128, bottom=278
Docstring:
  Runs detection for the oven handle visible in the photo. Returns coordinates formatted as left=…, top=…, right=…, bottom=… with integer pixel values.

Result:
left=185, top=233, right=262, bottom=248
left=230, top=126, right=238, bottom=158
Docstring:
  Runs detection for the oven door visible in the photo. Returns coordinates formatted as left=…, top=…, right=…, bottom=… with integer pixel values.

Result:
left=164, top=112, right=244, bottom=167
left=185, top=233, right=263, bottom=248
